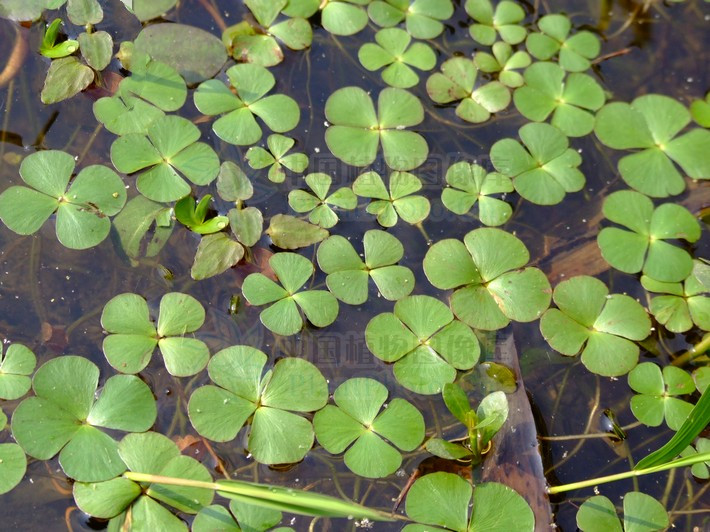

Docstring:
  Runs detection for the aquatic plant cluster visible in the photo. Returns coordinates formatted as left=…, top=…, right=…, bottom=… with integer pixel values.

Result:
left=0, top=0, right=709, bottom=530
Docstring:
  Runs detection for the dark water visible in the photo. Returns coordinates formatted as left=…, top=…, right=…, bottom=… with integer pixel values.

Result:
left=1, top=0, right=709, bottom=530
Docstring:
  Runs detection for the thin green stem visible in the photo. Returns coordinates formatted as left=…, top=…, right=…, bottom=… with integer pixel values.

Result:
left=672, top=332, right=710, bottom=367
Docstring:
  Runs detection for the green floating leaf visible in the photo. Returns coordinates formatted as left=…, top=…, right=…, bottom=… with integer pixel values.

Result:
left=317, top=230, right=415, bottom=304
left=690, top=92, right=710, bottom=128
left=117, top=48, right=188, bottom=112
left=247, top=134, right=308, bottom=183
left=321, top=0, right=370, bottom=36
left=597, top=190, right=700, bottom=282
left=191, top=233, right=245, bottom=281
left=40, top=19, right=80, bottom=59
left=174, top=194, right=228, bottom=234
left=540, top=275, right=650, bottom=377
left=0, top=343, right=36, bottom=400
left=67, top=0, right=103, bottom=25
left=682, top=438, right=710, bottom=479
left=365, top=295, right=480, bottom=394
left=194, top=500, right=287, bottom=532
left=352, top=170, right=430, bottom=227
left=369, top=0, right=454, bottom=39
left=188, top=346, right=328, bottom=464
left=594, top=94, right=710, bottom=197
left=110, top=115, right=220, bottom=202
left=325, top=86, right=428, bottom=171
left=113, top=195, right=174, bottom=259
left=576, top=492, right=668, bottom=532
left=217, top=161, right=254, bottom=202
left=474, top=41, right=531, bottom=88
left=0, top=443, right=26, bottom=495
left=194, top=64, right=300, bottom=146
left=441, top=161, right=513, bottom=226
left=242, top=253, right=339, bottom=336
left=426, top=57, right=511, bottom=124
left=466, top=0, right=526, bottom=45
left=424, top=228, right=552, bottom=330
left=101, top=292, right=209, bottom=376
left=78, top=31, right=113, bottom=71
left=490, top=122, right=585, bottom=205
left=11, top=356, right=156, bottom=482
left=74, top=431, right=213, bottom=527
left=358, top=28, right=436, bottom=89
left=0, top=150, right=127, bottom=249
left=314, top=378, right=424, bottom=478
left=229, top=206, right=263, bottom=248
left=628, top=363, right=694, bottom=430
left=288, top=173, right=356, bottom=228
left=223, top=21, right=284, bottom=67
left=133, top=23, right=227, bottom=85
left=266, top=214, right=328, bottom=249
left=526, top=14, right=600, bottom=72
left=41, top=56, right=95, bottom=104
left=403, top=473, right=534, bottom=531
left=514, top=61, right=606, bottom=137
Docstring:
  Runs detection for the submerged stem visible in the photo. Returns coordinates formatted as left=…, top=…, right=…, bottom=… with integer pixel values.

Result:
left=672, top=333, right=710, bottom=367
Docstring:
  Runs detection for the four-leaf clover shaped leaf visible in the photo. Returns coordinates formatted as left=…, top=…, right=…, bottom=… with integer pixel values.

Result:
left=426, top=57, right=511, bottom=124
left=441, top=161, right=513, bottom=226
left=242, top=252, right=339, bottom=336
left=110, top=115, right=220, bottom=202
left=576, top=492, right=669, bottom=532
left=365, top=295, right=481, bottom=394
left=628, top=362, right=694, bottom=431
left=424, top=228, right=552, bottom=330
left=526, top=14, right=600, bottom=72
left=465, top=0, right=526, bottom=45
left=0, top=344, right=36, bottom=400
left=641, top=260, right=710, bottom=333
left=597, top=190, right=701, bottom=282
left=11, top=356, right=157, bottom=482
left=101, top=292, right=210, bottom=376
left=194, top=63, right=300, bottom=146
left=317, top=229, right=415, bottom=304
left=403, top=472, right=535, bottom=531
left=540, top=275, right=651, bottom=377
left=490, top=122, right=585, bottom=205
left=594, top=94, right=710, bottom=197
left=368, top=0, right=455, bottom=40
left=288, top=173, right=357, bottom=228
left=513, top=61, right=606, bottom=137
left=352, top=170, right=430, bottom=227
left=324, top=86, right=429, bottom=171
left=0, top=150, right=127, bottom=249
left=358, top=28, right=436, bottom=89
left=473, top=42, right=531, bottom=88
left=246, top=133, right=308, bottom=183
left=188, top=346, right=328, bottom=464
left=313, top=378, right=425, bottom=478
left=73, top=432, right=213, bottom=530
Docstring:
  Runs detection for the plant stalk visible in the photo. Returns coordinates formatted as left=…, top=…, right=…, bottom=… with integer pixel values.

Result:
left=672, top=333, right=710, bottom=367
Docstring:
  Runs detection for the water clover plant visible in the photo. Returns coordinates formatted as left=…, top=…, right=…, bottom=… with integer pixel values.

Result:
left=441, top=161, right=513, bottom=226
left=490, top=122, right=584, bottom=205
left=628, top=363, right=695, bottom=431
left=73, top=432, right=213, bottom=530
left=367, top=0, right=455, bottom=39
left=682, top=438, right=710, bottom=479
left=352, top=170, right=430, bottom=227
left=324, top=86, right=428, bottom=171
left=194, top=64, right=300, bottom=146
left=594, top=94, right=710, bottom=197
left=320, top=0, right=370, bottom=36
left=691, top=91, right=710, bottom=127
left=241, top=252, right=339, bottom=336
left=288, top=173, right=357, bottom=228
left=358, top=28, right=436, bottom=89
left=597, top=190, right=701, bottom=282
left=0, top=344, right=36, bottom=400
left=641, top=261, right=710, bottom=333
left=423, top=228, right=552, bottom=330
left=11, top=356, right=157, bottom=482
left=101, top=292, right=209, bottom=376
left=217, top=161, right=264, bottom=251
left=403, top=473, right=534, bottom=531
left=246, top=134, right=308, bottom=183
left=193, top=500, right=290, bottom=532
left=316, top=230, right=415, bottom=304
left=576, top=492, right=669, bottom=532
left=313, top=378, right=425, bottom=478
left=266, top=214, right=328, bottom=249
left=426, top=57, right=511, bottom=124
left=188, top=346, right=328, bottom=464
left=539, top=276, right=651, bottom=377
left=0, top=150, right=127, bottom=249
left=473, top=42, right=531, bottom=88
left=242, top=0, right=313, bottom=54
left=365, top=295, right=480, bottom=394
left=0, top=442, right=25, bottom=495
left=526, top=14, right=601, bottom=72
left=110, top=115, right=220, bottom=202
left=513, top=62, right=606, bottom=137
left=465, top=0, right=526, bottom=45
